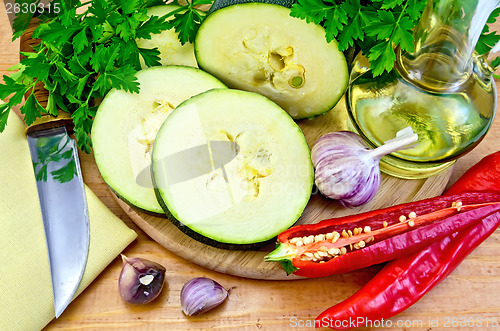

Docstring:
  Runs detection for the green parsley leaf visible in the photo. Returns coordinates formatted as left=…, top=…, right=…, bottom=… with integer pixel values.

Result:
left=22, top=54, right=52, bottom=81
left=3, top=0, right=212, bottom=152
left=373, top=0, right=403, bottom=10
left=74, top=123, right=93, bottom=154
left=0, top=75, right=27, bottom=102
left=170, top=9, right=203, bottom=45
left=46, top=93, right=58, bottom=116
left=476, top=8, right=500, bottom=55
left=73, top=28, right=89, bottom=54
left=368, top=40, right=396, bottom=76
left=106, top=64, right=141, bottom=93
left=117, top=0, right=141, bottom=15
left=20, top=93, right=42, bottom=126
left=290, top=0, right=330, bottom=25
left=337, top=0, right=366, bottom=51
left=406, top=0, right=427, bottom=21
left=168, top=0, right=211, bottom=45
left=136, top=14, right=173, bottom=40
left=138, top=47, right=162, bottom=67
left=393, top=16, right=415, bottom=51
left=33, top=21, right=80, bottom=48
left=323, top=6, right=348, bottom=42
left=11, top=0, right=37, bottom=40
left=290, top=0, right=426, bottom=75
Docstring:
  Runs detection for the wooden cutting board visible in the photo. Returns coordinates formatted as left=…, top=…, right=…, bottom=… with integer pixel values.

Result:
left=114, top=98, right=453, bottom=280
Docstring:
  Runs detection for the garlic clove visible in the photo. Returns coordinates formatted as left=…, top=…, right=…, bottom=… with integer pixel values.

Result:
left=180, top=277, right=228, bottom=316
left=118, top=255, right=166, bottom=305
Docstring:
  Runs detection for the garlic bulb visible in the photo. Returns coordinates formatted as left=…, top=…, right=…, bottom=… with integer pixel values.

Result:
left=312, top=128, right=418, bottom=207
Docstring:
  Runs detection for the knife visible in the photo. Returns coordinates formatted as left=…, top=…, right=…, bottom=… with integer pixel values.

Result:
left=7, top=8, right=90, bottom=318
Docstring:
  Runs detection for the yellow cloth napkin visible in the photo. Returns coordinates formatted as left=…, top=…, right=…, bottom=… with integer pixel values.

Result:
left=0, top=113, right=137, bottom=330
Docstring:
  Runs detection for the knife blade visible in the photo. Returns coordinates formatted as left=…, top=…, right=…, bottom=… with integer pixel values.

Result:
left=27, top=127, right=89, bottom=318
left=6, top=6, right=90, bottom=318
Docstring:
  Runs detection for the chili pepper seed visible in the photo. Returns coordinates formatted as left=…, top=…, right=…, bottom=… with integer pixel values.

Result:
left=319, top=246, right=328, bottom=252
left=353, top=228, right=359, bottom=235
left=331, top=232, right=340, bottom=243
left=289, top=237, right=299, bottom=244
left=399, top=215, right=406, bottom=222
left=318, top=251, right=328, bottom=257
left=315, top=234, right=326, bottom=242
left=348, top=230, right=353, bottom=237
left=342, top=230, right=348, bottom=238
left=326, top=232, right=340, bottom=241
left=409, top=212, right=417, bottom=219
left=364, top=226, right=371, bottom=233
left=340, top=247, right=347, bottom=255
left=408, top=220, right=415, bottom=227
left=328, top=247, right=340, bottom=255
left=383, top=221, right=388, bottom=228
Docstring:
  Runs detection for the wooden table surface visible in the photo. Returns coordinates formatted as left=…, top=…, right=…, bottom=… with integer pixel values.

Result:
left=2, top=4, right=500, bottom=331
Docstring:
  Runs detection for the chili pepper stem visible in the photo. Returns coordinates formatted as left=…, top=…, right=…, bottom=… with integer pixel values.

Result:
left=368, top=127, right=419, bottom=160
left=264, top=243, right=296, bottom=262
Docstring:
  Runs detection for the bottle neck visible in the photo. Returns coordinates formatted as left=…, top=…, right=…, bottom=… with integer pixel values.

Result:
left=399, top=0, right=499, bottom=91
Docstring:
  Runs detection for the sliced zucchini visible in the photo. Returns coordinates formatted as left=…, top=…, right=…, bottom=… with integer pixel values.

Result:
left=136, top=5, right=198, bottom=68
left=92, top=66, right=226, bottom=214
left=195, top=3, right=348, bottom=119
left=152, top=89, right=314, bottom=249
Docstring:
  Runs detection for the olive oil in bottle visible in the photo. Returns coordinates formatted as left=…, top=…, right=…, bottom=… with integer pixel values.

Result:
left=346, top=0, right=498, bottom=178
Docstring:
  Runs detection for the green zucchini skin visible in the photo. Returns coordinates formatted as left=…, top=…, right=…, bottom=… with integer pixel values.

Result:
left=208, top=0, right=297, bottom=14
left=110, top=185, right=167, bottom=218
left=151, top=89, right=314, bottom=251
left=92, top=66, right=227, bottom=215
left=153, top=186, right=273, bottom=250
left=196, top=3, right=348, bottom=120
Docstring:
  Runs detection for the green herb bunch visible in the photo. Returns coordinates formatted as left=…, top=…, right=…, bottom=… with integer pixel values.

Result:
left=290, top=0, right=428, bottom=76
left=0, top=0, right=210, bottom=153
left=290, top=0, right=500, bottom=77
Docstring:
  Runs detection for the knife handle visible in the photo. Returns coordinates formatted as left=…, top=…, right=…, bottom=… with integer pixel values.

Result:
left=20, top=18, right=73, bottom=134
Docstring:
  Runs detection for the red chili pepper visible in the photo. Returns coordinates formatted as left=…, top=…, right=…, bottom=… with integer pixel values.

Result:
left=265, top=192, right=500, bottom=277
left=314, top=151, right=500, bottom=330
left=446, top=151, right=500, bottom=196
left=315, top=212, right=500, bottom=329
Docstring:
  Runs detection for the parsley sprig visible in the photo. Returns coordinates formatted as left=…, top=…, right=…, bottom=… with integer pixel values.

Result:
left=290, top=0, right=500, bottom=77
left=290, top=0, right=427, bottom=77
left=0, top=0, right=211, bottom=153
